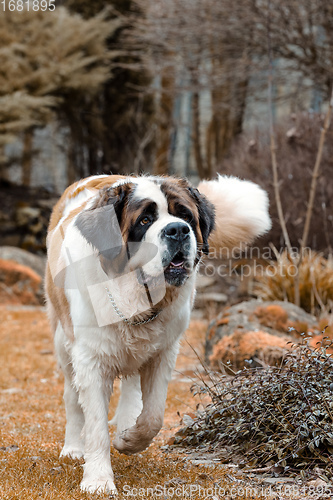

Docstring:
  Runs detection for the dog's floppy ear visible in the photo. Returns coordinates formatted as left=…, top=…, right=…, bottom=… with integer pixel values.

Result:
left=188, top=187, right=215, bottom=255
left=75, top=185, right=129, bottom=261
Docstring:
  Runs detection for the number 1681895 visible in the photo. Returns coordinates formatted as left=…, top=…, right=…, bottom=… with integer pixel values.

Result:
left=1, top=0, right=55, bottom=11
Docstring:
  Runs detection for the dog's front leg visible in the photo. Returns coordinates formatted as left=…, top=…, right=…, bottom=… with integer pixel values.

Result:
left=78, top=380, right=117, bottom=494
left=113, top=342, right=179, bottom=455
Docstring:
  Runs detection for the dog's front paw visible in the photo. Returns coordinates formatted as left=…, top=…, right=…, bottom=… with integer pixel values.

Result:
left=113, top=426, right=154, bottom=455
left=80, top=477, right=118, bottom=495
left=60, top=445, right=84, bottom=460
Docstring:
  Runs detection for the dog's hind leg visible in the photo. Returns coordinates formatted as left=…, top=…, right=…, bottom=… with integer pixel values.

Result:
left=110, top=374, right=143, bottom=435
left=60, top=374, right=85, bottom=459
left=54, top=324, right=85, bottom=459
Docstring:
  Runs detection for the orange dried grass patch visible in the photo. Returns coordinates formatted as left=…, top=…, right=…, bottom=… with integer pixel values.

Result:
left=210, top=329, right=291, bottom=370
left=252, top=304, right=289, bottom=331
left=289, top=320, right=310, bottom=335
left=309, top=334, right=333, bottom=352
left=318, top=318, right=333, bottom=338
left=0, top=259, right=42, bottom=305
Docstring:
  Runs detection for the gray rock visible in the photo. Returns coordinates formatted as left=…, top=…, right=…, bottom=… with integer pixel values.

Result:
left=205, top=299, right=318, bottom=363
left=195, top=275, right=217, bottom=289
left=195, top=292, right=228, bottom=308
left=0, top=246, right=46, bottom=277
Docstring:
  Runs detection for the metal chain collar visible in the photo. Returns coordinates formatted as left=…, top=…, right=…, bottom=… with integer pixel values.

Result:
left=105, top=287, right=161, bottom=326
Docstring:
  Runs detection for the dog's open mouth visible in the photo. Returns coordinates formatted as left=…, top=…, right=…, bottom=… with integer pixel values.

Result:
left=136, top=252, right=190, bottom=288
left=167, top=251, right=186, bottom=270
left=164, top=251, right=190, bottom=286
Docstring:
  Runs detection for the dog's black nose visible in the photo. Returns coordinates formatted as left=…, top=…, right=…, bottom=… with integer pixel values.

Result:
left=162, top=222, right=190, bottom=241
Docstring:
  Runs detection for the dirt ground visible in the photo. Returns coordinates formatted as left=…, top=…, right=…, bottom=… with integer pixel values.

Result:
left=0, top=305, right=328, bottom=499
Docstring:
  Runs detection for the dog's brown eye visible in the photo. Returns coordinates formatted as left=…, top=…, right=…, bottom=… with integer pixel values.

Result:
left=140, top=216, right=150, bottom=225
left=181, top=213, right=192, bottom=222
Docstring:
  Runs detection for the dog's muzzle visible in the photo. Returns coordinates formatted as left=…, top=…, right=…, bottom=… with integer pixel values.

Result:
left=161, top=222, right=193, bottom=286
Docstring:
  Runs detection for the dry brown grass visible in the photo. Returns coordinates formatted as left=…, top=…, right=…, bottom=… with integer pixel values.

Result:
left=254, top=250, right=333, bottom=316
left=209, top=329, right=291, bottom=370
left=252, top=304, right=289, bottom=331
left=2, top=307, right=264, bottom=499
left=1, top=306, right=323, bottom=498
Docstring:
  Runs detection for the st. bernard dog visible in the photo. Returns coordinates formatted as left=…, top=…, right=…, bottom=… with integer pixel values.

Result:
left=45, top=174, right=271, bottom=494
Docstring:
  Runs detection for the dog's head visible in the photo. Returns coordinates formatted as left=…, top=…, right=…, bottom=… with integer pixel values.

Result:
left=75, top=177, right=215, bottom=287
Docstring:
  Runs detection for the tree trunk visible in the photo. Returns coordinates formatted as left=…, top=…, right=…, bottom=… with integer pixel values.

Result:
left=65, top=107, right=86, bottom=185
left=192, top=91, right=208, bottom=179
left=0, top=146, right=7, bottom=182
left=153, top=66, right=175, bottom=176
left=206, top=55, right=248, bottom=172
left=22, top=128, right=34, bottom=187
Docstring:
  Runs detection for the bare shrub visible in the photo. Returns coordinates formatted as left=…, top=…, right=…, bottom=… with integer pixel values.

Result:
left=174, top=336, right=333, bottom=472
left=221, top=112, right=333, bottom=253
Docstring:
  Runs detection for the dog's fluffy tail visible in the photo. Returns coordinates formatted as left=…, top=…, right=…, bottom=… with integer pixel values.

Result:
left=198, top=175, right=271, bottom=255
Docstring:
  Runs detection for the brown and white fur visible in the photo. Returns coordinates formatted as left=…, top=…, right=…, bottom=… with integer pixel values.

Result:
left=45, top=174, right=271, bottom=494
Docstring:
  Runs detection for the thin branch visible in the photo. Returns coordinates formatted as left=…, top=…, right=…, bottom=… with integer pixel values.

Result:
left=267, top=0, right=300, bottom=306
left=266, top=1, right=293, bottom=255
left=300, top=85, right=333, bottom=252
